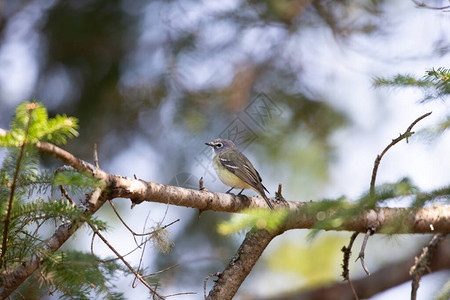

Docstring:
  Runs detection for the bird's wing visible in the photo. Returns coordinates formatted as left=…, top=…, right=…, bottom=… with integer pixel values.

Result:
left=219, top=150, right=268, bottom=194
left=254, top=168, right=269, bottom=193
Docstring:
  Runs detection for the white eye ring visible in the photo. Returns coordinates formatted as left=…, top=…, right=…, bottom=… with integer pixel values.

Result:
left=216, top=143, right=223, bottom=148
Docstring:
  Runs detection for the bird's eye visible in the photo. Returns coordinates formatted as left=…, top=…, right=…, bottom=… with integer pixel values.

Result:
left=216, top=143, right=223, bottom=148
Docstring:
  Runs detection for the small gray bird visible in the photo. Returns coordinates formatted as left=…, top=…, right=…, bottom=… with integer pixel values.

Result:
left=205, top=138, right=274, bottom=210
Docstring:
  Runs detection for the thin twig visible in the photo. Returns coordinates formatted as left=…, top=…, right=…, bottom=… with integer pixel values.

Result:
left=108, top=200, right=169, bottom=237
left=370, top=112, right=432, bottom=196
left=411, top=0, right=450, bottom=10
left=133, top=212, right=152, bottom=288
left=93, top=143, right=99, bottom=168
left=60, top=185, right=76, bottom=207
left=38, top=259, right=55, bottom=296
left=1, top=105, right=35, bottom=269
left=275, top=182, right=287, bottom=203
left=164, top=292, right=197, bottom=298
left=356, top=228, right=373, bottom=276
left=341, top=232, right=359, bottom=300
left=53, top=166, right=76, bottom=203
left=410, top=234, right=444, bottom=300
left=16, top=225, right=45, bottom=264
left=91, top=219, right=180, bottom=264
left=198, top=177, right=207, bottom=217
left=199, top=177, right=205, bottom=191
left=86, top=220, right=166, bottom=299
left=16, top=229, right=45, bottom=244
left=142, top=264, right=180, bottom=278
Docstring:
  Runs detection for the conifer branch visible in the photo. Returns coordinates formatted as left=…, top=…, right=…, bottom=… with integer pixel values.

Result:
left=0, top=184, right=109, bottom=297
left=1, top=106, right=34, bottom=269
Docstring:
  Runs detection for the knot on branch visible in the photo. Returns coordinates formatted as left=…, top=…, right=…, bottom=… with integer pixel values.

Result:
left=366, top=209, right=383, bottom=230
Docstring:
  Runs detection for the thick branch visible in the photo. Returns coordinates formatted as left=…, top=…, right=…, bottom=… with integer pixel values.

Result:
left=107, top=173, right=450, bottom=234
left=33, top=142, right=450, bottom=234
left=263, top=236, right=450, bottom=300
left=207, top=228, right=281, bottom=300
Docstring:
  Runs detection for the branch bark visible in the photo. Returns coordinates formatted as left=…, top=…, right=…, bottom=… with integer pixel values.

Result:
left=207, top=228, right=281, bottom=300
left=37, top=142, right=450, bottom=235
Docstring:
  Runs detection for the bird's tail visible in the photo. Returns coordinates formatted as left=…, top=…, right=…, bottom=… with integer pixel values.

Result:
left=250, top=186, right=274, bottom=210
left=261, top=192, right=274, bottom=210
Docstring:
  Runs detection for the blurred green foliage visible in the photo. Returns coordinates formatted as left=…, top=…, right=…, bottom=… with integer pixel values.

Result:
left=217, top=208, right=289, bottom=235
left=268, top=234, right=348, bottom=287
left=374, top=68, right=450, bottom=102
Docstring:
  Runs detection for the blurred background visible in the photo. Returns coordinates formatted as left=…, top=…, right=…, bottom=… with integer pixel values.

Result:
left=0, top=0, right=449, bottom=299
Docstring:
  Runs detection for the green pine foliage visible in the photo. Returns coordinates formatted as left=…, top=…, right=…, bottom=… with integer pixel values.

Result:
left=0, top=147, right=53, bottom=198
left=0, top=101, right=121, bottom=298
left=0, top=101, right=79, bottom=147
left=41, top=250, right=127, bottom=300
left=360, top=177, right=420, bottom=208
left=387, top=68, right=450, bottom=139
left=218, top=208, right=289, bottom=235
left=373, top=67, right=450, bottom=102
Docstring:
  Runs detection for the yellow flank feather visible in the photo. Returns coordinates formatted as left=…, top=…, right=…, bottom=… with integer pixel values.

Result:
left=213, top=155, right=252, bottom=189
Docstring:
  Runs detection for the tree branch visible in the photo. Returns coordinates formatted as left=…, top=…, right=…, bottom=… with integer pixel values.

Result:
left=356, top=228, right=374, bottom=276
left=86, top=218, right=165, bottom=299
left=411, top=0, right=450, bottom=10
left=341, top=232, right=359, bottom=300
left=35, top=141, right=450, bottom=234
left=370, top=112, right=432, bottom=196
left=410, top=233, right=445, bottom=300
left=0, top=140, right=448, bottom=298
left=206, top=227, right=281, bottom=300
left=1, top=108, right=34, bottom=269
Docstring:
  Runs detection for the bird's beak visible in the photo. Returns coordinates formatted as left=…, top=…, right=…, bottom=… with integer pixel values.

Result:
left=205, top=142, right=214, bottom=147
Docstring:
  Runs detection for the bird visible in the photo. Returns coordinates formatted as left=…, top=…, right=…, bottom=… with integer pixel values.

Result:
left=205, top=138, right=274, bottom=210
